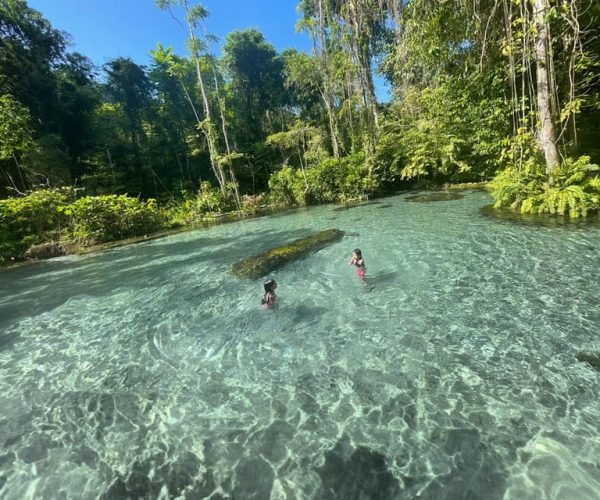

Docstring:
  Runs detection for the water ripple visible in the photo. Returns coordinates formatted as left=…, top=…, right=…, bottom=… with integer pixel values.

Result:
left=0, top=191, right=599, bottom=499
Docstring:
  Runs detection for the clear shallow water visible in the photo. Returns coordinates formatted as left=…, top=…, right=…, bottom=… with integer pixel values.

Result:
left=1, top=191, right=599, bottom=499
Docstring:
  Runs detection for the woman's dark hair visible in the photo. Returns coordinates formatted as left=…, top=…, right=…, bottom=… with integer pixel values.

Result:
left=353, top=248, right=362, bottom=258
left=263, top=278, right=276, bottom=293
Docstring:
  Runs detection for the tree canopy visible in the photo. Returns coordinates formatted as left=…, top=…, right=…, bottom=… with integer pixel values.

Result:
left=0, top=0, right=599, bottom=218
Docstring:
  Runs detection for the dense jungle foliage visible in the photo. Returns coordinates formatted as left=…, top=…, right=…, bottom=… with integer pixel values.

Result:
left=1, top=0, right=599, bottom=262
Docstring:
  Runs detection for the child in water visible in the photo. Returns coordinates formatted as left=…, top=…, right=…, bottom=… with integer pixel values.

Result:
left=349, top=248, right=366, bottom=281
left=261, top=278, right=277, bottom=309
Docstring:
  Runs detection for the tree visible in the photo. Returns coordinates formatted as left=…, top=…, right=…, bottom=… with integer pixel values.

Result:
left=267, top=121, right=326, bottom=197
left=149, top=43, right=201, bottom=191
left=104, top=58, right=152, bottom=150
left=0, top=93, right=32, bottom=194
left=281, top=49, right=323, bottom=121
left=222, top=29, right=285, bottom=147
left=533, top=0, right=560, bottom=176
left=0, top=0, right=65, bottom=131
left=298, top=0, right=343, bottom=158
left=103, top=57, right=162, bottom=196
left=55, top=52, right=101, bottom=164
left=156, top=0, right=240, bottom=206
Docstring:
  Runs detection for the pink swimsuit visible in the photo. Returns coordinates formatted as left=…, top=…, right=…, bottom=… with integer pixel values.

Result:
left=352, top=259, right=366, bottom=279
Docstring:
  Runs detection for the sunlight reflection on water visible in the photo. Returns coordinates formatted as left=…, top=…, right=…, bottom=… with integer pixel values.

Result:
left=0, top=191, right=599, bottom=499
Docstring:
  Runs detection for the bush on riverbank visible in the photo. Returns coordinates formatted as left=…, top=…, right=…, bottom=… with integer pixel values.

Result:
left=166, top=181, right=237, bottom=226
left=489, top=156, right=600, bottom=218
left=0, top=189, right=168, bottom=263
left=268, top=152, right=376, bottom=205
left=60, top=195, right=166, bottom=245
left=0, top=188, right=76, bottom=263
left=0, top=183, right=271, bottom=264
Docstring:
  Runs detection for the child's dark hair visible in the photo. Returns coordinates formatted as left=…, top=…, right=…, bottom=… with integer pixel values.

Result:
left=263, top=278, right=276, bottom=293
left=353, top=248, right=362, bottom=258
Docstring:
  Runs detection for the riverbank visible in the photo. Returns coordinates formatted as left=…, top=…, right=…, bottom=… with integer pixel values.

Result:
left=0, top=183, right=488, bottom=270
left=0, top=203, right=295, bottom=269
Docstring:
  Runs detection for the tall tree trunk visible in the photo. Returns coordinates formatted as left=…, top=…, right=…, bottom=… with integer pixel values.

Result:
left=533, top=0, right=560, bottom=176
left=317, top=0, right=342, bottom=159
left=318, top=85, right=342, bottom=159
left=210, top=59, right=241, bottom=209
left=181, top=0, right=227, bottom=194
left=346, top=0, right=379, bottom=135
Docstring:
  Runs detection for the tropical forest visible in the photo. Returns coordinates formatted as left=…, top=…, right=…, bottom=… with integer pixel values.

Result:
left=1, top=0, right=600, bottom=498
left=1, top=0, right=599, bottom=262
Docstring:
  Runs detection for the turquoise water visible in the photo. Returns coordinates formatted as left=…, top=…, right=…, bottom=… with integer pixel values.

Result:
left=1, top=191, right=599, bottom=499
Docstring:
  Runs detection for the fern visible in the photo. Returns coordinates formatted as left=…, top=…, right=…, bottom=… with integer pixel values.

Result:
left=491, top=156, right=600, bottom=218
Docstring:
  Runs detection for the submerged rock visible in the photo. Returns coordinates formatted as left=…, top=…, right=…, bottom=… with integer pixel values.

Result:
left=405, top=193, right=464, bottom=203
left=332, top=199, right=378, bottom=211
left=575, top=352, right=600, bottom=371
left=230, top=228, right=344, bottom=279
left=315, top=436, right=400, bottom=499
left=332, top=205, right=364, bottom=212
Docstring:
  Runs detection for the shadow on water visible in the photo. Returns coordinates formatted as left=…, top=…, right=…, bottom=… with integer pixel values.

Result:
left=332, top=205, right=362, bottom=212
left=414, top=428, right=507, bottom=500
left=291, top=304, right=329, bottom=325
left=366, top=271, right=398, bottom=287
left=479, top=204, right=600, bottom=230
left=266, top=206, right=313, bottom=219
left=0, top=227, right=318, bottom=333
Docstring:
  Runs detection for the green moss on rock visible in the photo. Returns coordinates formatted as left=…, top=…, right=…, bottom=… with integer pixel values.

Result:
left=231, top=228, right=345, bottom=279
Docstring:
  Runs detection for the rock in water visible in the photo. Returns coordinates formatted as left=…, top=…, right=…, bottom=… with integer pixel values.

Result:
left=230, top=228, right=344, bottom=279
left=575, top=352, right=600, bottom=371
left=405, top=193, right=464, bottom=203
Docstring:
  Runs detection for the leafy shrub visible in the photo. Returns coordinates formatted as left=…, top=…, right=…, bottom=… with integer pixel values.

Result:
left=490, top=156, right=600, bottom=218
left=488, top=157, right=546, bottom=210
left=268, top=152, right=376, bottom=206
left=167, top=181, right=236, bottom=225
left=61, top=195, right=167, bottom=244
left=0, top=188, right=77, bottom=262
left=0, top=187, right=76, bottom=235
left=307, top=152, right=375, bottom=203
left=268, top=166, right=306, bottom=205
left=304, top=160, right=338, bottom=203
left=240, top=193, right=267, bottom=213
